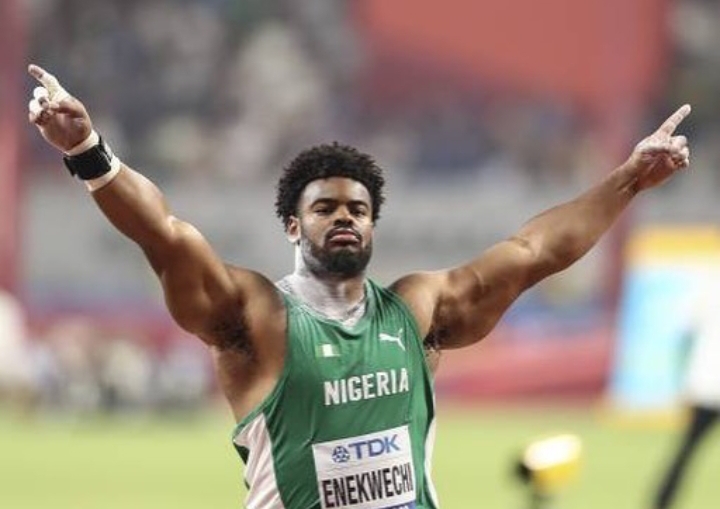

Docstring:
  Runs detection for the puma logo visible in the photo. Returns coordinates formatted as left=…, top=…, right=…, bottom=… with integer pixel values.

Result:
left=379, top=328, right=405, bottom=351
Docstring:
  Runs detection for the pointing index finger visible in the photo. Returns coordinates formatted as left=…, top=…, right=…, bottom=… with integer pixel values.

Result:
left=656, top=104, right=692, bottom=136
left=28, top=64, right=63, bottom=96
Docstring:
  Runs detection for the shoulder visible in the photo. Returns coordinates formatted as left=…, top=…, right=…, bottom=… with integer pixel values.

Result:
left=225, top=265, right=285, bottom=298
left=386, top=271, right=446, bottom=338
left=225, top=265, right=288, bottom=322
left=387, top=271, right=445, bottom=296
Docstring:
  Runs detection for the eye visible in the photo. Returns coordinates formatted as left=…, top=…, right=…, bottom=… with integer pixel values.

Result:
left=351, top=206, right=369, bottom=217
left=313, top=206, right=331, bottom=215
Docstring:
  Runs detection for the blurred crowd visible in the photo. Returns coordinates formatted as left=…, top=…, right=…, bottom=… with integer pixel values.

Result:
left=24, top=0, right=720, bottom=190
left=26, top=0, right=603, bottom=191
left=660, top=0, right=720, bottom=190
left=28, top=0, right=364, bottom=183
left=1, top=290, right=213, bottom=417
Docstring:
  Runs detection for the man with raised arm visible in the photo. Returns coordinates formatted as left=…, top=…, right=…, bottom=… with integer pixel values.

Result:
left=28, top=63, right=690, bottom=509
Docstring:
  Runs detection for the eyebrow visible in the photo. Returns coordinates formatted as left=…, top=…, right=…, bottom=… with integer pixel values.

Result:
left=310, top=198, right=370, bottom=208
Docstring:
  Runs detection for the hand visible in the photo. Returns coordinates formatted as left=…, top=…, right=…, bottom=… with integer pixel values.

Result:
left=626, top=104, right=691, bottom=192
left=27, top=64, right=93, bottom=152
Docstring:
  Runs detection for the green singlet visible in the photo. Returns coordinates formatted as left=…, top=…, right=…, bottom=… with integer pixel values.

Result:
left=232, top=279, right=439, bottom=509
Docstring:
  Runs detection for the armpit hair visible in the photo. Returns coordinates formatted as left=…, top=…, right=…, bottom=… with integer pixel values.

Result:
left=210, top=312, right=254, bottom=356
left=423, top=325, right=447, bottom=353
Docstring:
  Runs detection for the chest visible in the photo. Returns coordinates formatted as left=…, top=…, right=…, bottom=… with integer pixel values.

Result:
left=287, top=312, right=420, bottom=410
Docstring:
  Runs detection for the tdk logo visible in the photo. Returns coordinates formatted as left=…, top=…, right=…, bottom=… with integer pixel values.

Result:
left=341, top=434, right=400, bottom=461
left=331, top=446, right=351, bottom=464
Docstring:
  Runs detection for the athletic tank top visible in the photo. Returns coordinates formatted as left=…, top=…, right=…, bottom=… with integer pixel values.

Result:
left=232, top=279, right=439, bottom=509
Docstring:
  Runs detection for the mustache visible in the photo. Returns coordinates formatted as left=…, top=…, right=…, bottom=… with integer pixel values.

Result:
left=326, top=226, right=362, bottom=242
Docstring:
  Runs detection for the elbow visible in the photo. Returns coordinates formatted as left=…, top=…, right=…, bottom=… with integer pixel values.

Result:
left=512, top=235, right=577, bottom=287
left=543, top=241, right=579, bottom=274
left=141, top=216, right=190, bottom=254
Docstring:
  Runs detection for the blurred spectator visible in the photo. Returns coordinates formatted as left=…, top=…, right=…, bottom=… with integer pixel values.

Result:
left=659, top=0, right=720, bottom=195
left=212, top=21, right=333, bottom=182
left=154, top=336, right=213, bottom=413
left=43, top=317, right=106, bottom=414
left=0, top=290, right=36, bottom=416
left=98, top=335, right=154, bottom=413
left=649, top=275, right=720, bottom=509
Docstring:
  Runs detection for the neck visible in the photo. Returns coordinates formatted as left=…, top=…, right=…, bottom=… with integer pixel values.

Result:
left=279, top=246, right=368, bottom=324
left=291, top=245, right=366, bottom=302
left=287, top=271, right=366, bottom=306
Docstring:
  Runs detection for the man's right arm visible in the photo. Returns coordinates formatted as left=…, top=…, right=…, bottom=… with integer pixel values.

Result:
left=27, top=64, right=284, bottom=347
left=91, top=165, right=240, bottom=337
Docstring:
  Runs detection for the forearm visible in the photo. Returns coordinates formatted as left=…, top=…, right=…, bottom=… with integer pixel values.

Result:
left=91, top=163, right=177, bottom=254
left=518, top=161, right=638, bottom=276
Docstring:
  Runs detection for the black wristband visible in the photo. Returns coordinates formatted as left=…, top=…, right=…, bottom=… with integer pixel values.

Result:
left=63, top=136, right=115, bottom=180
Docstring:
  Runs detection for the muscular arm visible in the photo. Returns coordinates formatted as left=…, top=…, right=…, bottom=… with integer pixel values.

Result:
left=27, top=64, right=285, bottom=349
left=92, top=167, right=286, bottom=351
left=92, top=165, right=237, bottom=337
left=392, top=106, right=691, bottom=350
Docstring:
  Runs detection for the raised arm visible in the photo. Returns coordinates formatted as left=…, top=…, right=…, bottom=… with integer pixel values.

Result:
left=27, top=65, right=283, bottom=346
left=392, top=105, right=692, bottom=349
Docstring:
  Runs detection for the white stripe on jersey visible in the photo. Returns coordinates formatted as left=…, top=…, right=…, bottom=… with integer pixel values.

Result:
left=234, top=414, right=287, bottom=509
left=425, top=414, right=440, bottom=507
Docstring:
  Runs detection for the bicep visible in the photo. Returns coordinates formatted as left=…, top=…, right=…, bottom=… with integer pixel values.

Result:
left=91, top=167, right=278, bottom=345
left=143, top=217, right=237, bottom=336
left=432, top=237, right=540, bottom=348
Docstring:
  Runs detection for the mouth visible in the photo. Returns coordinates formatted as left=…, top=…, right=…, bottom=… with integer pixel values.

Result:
left=326, top=228, right=361, bottom=245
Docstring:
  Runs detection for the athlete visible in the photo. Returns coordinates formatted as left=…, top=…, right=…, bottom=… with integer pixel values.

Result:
left=27, top=64, right=691, bottom=509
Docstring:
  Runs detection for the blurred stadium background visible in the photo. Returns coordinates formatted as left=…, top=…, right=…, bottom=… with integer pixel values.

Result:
left=1, top=0, right=720, bottom=508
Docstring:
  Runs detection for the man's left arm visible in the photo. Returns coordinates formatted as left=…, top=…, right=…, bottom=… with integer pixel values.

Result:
left=393, top=105, right=691, bottom=349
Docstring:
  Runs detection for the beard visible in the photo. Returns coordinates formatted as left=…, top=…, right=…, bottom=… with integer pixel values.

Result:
left=300, top=233, right=372, bottom=278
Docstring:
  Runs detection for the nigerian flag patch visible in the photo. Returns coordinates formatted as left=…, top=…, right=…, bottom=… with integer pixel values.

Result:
left=315, top=344, right=340, bottom=358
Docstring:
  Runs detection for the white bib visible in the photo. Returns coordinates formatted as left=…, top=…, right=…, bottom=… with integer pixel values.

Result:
left=312, top=425, right=417, bottom=509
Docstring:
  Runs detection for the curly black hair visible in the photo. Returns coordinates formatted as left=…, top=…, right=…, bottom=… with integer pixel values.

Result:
left=275, top=142, right=386, bottom=229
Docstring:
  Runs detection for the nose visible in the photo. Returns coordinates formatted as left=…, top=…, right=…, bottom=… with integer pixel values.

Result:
left=333, top=207, right=353, bottom=226
left=333, top=218, right=353, bottom=231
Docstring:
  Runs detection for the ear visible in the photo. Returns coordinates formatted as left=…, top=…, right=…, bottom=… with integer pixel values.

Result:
left=286, top=216, right=301, bottom=244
